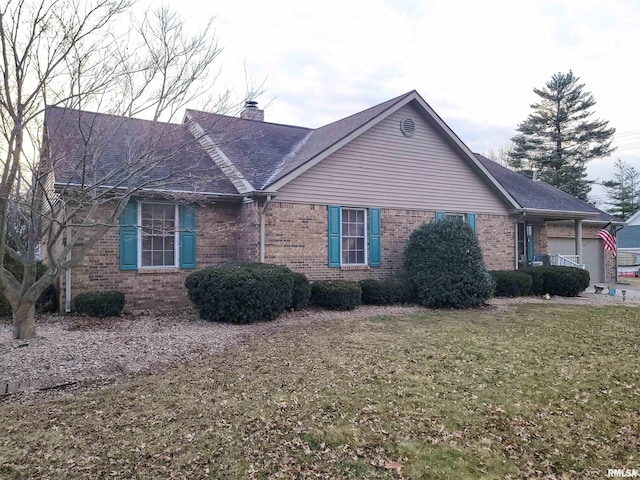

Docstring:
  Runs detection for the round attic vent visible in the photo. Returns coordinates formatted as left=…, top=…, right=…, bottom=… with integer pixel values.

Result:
left=400, top=118, right=416, bottom=137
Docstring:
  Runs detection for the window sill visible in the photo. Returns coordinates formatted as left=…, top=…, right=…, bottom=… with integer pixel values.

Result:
left=137, top=267, right=180, bottom=274
left=340, top=265, right=370, bottom=271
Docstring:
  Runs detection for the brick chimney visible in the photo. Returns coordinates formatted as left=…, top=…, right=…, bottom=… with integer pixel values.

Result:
left=240, top=100, right=264, bottom=121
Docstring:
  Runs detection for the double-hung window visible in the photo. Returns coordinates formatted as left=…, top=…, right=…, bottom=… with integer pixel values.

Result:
left=140, top=203, right=177, bottom=267
left=435, top=211, right=476, bottom=232
left=328, top=205, right=381, bottom=268
left=341, top=208, right=367, bottom=265
left=119, top=199, right=196, bottom=270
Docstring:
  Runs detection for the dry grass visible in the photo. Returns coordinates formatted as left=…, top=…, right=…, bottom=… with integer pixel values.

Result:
left=1, top=304, right=639, bottom=479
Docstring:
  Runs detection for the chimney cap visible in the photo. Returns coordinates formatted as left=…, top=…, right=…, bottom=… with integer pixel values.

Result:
left=245, top=100, right=258, bottom=109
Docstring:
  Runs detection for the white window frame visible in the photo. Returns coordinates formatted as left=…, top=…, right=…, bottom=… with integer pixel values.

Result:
left=445, top=212, right=467, bottom=222
left=138, top=202, right=180, bottom=268
left=340, top=207, right=368, bottom=266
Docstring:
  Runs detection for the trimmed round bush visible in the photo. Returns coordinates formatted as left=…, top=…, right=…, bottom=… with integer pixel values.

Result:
left=311, top=280, right=362, bottom=310
left=185, top=263, right=296, bottom=323
left=359, top=279, right=402, bottom=305
left=524, top=266, right=590, bottom=297
left=490, top=270, right=533, bottom=297
left=403, top=219, right=494, bottom=308
left=73, top=291, right=125, bottom=317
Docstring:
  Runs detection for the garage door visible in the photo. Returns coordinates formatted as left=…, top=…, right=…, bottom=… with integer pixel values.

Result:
left=548, top=237, right=605, bottom=283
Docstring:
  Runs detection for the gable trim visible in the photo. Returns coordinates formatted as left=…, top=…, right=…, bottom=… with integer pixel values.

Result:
left=185, top=111, right=254, bottom=194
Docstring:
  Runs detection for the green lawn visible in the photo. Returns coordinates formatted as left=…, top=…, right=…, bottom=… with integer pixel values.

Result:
left=1, top=305, right=639, bottom=479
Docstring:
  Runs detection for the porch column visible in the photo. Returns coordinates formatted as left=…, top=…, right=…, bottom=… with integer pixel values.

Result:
left=574, top=219, right=583, bottom=264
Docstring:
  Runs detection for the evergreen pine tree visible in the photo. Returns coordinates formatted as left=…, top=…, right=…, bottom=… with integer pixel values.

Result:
left=509, top=71, right=616, bottom=200
left=603, top=159, right=640, bottom=220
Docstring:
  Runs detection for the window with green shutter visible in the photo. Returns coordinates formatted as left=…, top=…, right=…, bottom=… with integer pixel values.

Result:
left=119, top=200, right=197, bottom=270
left=435, top=211, right=477, bottom=233
left=328, top=205, right=381, bottom=268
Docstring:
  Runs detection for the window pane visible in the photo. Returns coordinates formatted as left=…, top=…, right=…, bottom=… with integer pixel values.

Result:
left=356, top=251, right=365, bottom=264
left=140, top=203, right=177, bottom=267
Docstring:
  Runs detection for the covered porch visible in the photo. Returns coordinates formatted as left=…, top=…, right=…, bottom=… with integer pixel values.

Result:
left=515, top=210, right=596, bottom=278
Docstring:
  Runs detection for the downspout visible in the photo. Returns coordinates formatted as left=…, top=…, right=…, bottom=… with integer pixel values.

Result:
left=259, top=196, right=272, bottom=263
left=65, top=209, right=72, bottom=313
left=514, top=212, right=526, bottom=269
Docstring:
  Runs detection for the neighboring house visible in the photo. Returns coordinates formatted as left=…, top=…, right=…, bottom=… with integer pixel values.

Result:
left=43, top=91, right=622, bottom=310
left=615, top=210, right=640, bottom=275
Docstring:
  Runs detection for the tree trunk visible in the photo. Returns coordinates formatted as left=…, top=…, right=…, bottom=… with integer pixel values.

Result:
left=12, top=299, right=36, bottom=340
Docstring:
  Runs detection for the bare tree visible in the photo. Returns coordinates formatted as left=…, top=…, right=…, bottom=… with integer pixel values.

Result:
left=0, top=0, right=243, bottom=340
left=482, top=142, right=516, bottom=169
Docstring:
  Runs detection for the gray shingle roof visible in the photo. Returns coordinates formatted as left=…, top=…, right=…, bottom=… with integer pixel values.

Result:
left=184, top=110, right=311, bottom=189
left=46, top=106, right=238, bottom=195
left=475, top=154, right=620, bottom=222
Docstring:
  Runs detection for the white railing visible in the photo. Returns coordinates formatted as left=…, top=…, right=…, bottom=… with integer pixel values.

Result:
left=550, top=254, right=586, bottom=270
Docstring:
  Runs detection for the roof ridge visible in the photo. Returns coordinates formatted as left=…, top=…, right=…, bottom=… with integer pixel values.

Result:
left=185, top=108, right=313, bottom=131
left=261, top=130, right=315, bottom=189
left=313, top=90, right=415, bottom=130
left=46, top=105, right=183, bottom=128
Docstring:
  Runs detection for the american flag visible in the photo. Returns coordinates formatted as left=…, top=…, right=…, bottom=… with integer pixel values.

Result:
left=597, top=228, right=617, bottom=257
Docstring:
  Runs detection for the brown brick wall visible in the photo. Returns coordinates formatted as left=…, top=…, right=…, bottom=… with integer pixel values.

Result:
left=237, top=200, right=260, bottom=263
left=62, top=202, right=240, bottom=311
left=263, top=202, right=515, bottom=280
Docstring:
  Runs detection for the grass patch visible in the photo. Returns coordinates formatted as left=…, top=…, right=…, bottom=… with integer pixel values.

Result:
left=1, top=305, right=639, bottom=478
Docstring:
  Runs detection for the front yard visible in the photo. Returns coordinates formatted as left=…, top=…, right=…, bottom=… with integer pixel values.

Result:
left=1, top=304, right=639, bottom=479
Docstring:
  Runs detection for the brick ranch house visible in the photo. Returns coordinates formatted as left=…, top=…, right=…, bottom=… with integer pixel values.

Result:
left=43, top=90, right=621, bottom=311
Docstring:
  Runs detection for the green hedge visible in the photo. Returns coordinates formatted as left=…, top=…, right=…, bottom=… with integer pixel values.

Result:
left=289, top=271, right=312, bottom=310
left=311, top=280, right=362, bottom=310
left=524, top=266, right=590, bottom=297
left=490, top=270, right=533, bottom=297
left=73, top=291, right=125, bottom=317
left=358, top=279, right=403, bottom=305
left=185, top=263, right=310, bottom=324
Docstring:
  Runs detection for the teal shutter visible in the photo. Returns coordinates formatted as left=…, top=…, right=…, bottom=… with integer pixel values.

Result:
left=179, top=204, right=196, bottom=269
left=435, top=211, right=445, bottom=222
left=369, top=208, right=381, bottom=267
left=526, top=224, right=535, bottom=261
left=119, top=199, right=138, bottom=270
left=467, top=213, right=476, bottom=233
left=328, top=205, right=341, bottom=267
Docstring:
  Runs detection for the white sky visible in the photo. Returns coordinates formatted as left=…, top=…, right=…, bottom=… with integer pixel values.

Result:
left=161, top=0, right=640, bottom=207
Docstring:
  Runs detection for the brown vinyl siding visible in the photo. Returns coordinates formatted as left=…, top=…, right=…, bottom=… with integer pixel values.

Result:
left=275, top=104, right=509, bottom=215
